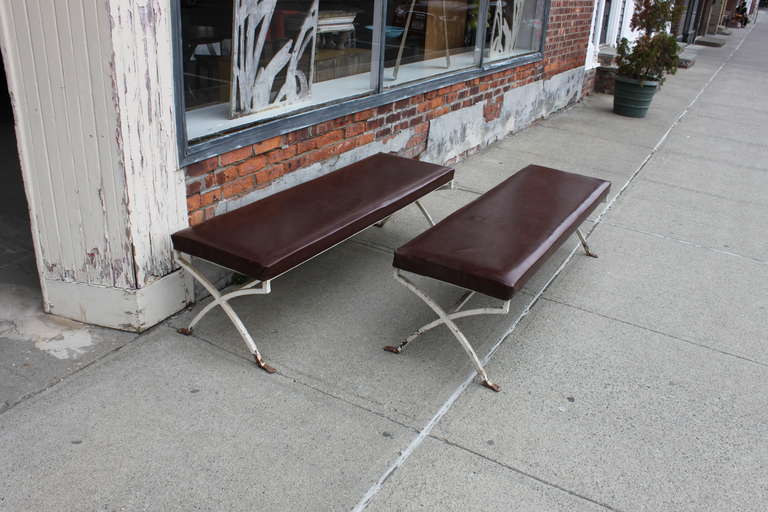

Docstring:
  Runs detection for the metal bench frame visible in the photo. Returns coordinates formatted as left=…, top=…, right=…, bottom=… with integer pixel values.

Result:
left=175, top=199, right=439, bottom=373
left=385, top=227, right=598, bottom=392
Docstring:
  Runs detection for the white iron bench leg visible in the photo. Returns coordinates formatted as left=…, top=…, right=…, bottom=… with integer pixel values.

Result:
left=576, top=228, right=598, bottom=258
left=387, top=269, right=510, bottom=392
left=375, top=199, right=436, bottom=228
left=174, top=251, right=276, bottom=373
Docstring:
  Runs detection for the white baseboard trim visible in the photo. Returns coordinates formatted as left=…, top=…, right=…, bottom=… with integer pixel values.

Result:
left=44, top=269, right=193, bottom=332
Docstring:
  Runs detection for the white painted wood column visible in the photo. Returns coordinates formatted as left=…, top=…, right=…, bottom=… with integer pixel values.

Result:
left=0, top=0, right=191, bottom=331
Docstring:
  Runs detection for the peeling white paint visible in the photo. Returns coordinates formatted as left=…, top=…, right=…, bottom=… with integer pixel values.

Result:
left=35, top=331, right=96, bottom=360
left=0, top=1, right=191, bottom=331
left=422, top=103, right=486, bottom=164
left=424, top=67, right=586, bottom=165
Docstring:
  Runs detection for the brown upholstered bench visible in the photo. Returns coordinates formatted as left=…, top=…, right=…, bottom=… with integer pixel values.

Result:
left=172, top=152, right=453, bottom=372
left=386, top=165, right=611, bottom=391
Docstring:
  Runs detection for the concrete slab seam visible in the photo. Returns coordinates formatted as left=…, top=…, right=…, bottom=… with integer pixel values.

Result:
left=352, top=239, right=589, bottom=512
left=350, top=238, right=395, bottom=255
left=542, top=297, right=768, bottom=369
left=453, top=183, right=484, bottom=196
left=660, top=147, right=768, bottom=174
left=181, top=326, right=423, bottom=434
left=602, top=221, right=768, bottom=265
left=639, top=176, right=768, bottom=209
left=352, top=24, right=757, bottom=512
left=430, top=435, right=627, bottom=512
left=0, top=329, right=142, bottom=416
left=590, top=21, right=755, bottom=229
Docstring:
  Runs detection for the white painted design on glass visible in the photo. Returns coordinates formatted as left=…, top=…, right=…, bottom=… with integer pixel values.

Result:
left=231, top=0, right=319, bottom=117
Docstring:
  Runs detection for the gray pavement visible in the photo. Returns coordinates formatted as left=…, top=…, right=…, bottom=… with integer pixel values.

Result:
left=2, top=15, right=767, bottom=512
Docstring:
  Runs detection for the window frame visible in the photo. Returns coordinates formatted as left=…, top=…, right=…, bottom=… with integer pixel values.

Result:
left=172, top=0, right=550, bottom=166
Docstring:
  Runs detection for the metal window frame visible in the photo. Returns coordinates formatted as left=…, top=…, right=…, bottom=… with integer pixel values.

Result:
left=172, top=0, right=551, bottom=167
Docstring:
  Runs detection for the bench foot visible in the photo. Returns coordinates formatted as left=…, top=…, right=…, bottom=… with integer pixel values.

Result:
left=375, top=200, right=436, bottom=229
left=392, top=269, right=509, bottom=393
left=175, top=251, right=275, bottom=374
left=576, top=228, right=599, bottom=258
left=254, top=355, right=277, bottom=374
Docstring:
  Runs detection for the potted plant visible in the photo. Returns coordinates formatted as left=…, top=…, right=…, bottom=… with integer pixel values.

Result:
left=613, top=0, right=684, bottom=118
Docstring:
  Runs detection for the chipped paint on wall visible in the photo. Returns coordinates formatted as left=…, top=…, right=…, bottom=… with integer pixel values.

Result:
left=424, top=67, right=586, bottom=165
left=422, top=103, right=486, bottom=164
left=107, top=0, right=188, bottom=289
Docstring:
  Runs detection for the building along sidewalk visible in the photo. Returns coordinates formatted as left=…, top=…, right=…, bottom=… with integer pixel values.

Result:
left=1, top=15, right=767, bottom=512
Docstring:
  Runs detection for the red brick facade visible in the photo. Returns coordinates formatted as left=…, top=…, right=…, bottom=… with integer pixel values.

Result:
left=185, top=0, right=596, bottom=226
left=543, top=0, right=596, bottom=78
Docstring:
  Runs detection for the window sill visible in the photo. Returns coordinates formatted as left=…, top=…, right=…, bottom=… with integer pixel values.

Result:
left=180, top=51, right=543, bottom=166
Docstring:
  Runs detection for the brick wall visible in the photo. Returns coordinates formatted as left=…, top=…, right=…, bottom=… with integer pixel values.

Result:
left=184, top=0, right=596, bottom=225
left=543, top=0, right=595, bottom=78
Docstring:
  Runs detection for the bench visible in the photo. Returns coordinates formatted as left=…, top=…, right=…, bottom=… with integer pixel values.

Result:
left=386, top=165, right=611, bottom=391
left=172, top=152, right=453, bottom=373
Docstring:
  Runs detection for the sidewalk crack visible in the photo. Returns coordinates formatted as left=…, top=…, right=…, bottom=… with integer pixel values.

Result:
left=542, top=297, right=768, bottom=369
left=429, top=434, right=627, bottom=512
left=600, top=221, right=768, bottom=265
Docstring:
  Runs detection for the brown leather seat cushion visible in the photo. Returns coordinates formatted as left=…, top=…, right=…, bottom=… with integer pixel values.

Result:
left=393, top=165, right=611, bottom=300
left=172, top=153, right=454, bottom=281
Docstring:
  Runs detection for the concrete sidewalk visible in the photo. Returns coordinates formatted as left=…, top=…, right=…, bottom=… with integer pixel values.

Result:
left=2, top=16, right=767, bottom=512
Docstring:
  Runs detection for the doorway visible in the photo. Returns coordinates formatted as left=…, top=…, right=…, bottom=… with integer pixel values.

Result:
left=0, top=55, right=40, bottom=294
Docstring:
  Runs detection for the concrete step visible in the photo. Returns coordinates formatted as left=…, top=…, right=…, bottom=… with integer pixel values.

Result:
left=695, top=35, right=727, bottom=47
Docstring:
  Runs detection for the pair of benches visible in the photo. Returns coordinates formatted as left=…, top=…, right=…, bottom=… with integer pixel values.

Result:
left=172, top=153, right=610, bottom=390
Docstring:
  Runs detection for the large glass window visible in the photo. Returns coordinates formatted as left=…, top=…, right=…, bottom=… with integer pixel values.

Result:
left=179, top=0, right=547, bottom=145
left=484, top=0, right=545, bottom=62
left=383, top=1, right=481, bottom=86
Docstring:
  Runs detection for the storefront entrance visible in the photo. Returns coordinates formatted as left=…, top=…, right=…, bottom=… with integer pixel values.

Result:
left=0, top=55, right=39, bottom=295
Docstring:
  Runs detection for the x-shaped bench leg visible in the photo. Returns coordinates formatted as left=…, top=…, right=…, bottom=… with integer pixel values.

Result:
left=576, top=228, right=598, bottom=258
left=374, top=200, right=436, bottom=228
left=174, top=251, right=276, bottom=374
left=387, top=270, right=510, bottom=392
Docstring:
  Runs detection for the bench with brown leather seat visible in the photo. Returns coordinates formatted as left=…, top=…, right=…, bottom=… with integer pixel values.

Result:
left=172, top=152, right=453, bottom=372
left=386, top=165, right=611, bottom=391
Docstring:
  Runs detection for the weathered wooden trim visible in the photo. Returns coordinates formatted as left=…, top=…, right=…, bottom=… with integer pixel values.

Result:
left=0, top=0, right=190, bottom=330
left=106, top=0, right=188, bottom=288
left=45, top=269, right=192, bottom=332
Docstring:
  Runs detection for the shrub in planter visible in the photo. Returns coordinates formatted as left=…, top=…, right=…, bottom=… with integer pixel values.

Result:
left=613, top=0, right=684, bottom=117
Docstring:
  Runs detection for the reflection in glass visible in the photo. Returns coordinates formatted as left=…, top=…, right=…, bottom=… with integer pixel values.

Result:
left=484, top=0, right=545, bottom=61
left=181, top=0, right=234, bottom=111
left=182, top=0, right=375, bottom=139
left=383, top=1, right=480, bottom=86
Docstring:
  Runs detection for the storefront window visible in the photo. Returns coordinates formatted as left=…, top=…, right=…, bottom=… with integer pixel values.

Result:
left=484, top=0, right=545, bottom=62
left=383, top=1, right=481, bottom=86
left=178, top=0, right=548, bottom=146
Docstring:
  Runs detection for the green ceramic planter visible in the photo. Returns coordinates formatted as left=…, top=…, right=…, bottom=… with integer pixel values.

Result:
left=613, top=75, right=659, bottom=118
